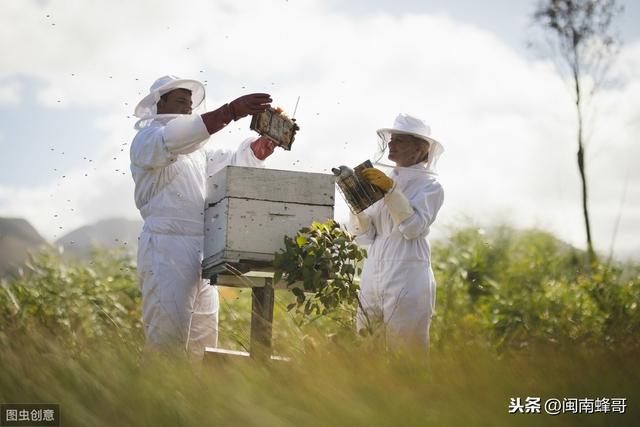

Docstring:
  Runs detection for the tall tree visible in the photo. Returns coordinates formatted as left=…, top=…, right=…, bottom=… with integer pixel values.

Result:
left=532, top=0, right=623, bottom=262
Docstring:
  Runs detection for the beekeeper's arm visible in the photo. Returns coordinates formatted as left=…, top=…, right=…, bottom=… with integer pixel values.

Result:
left=131, top=94, right=271, bottom=169
left=130, top=115, right=210, bottom=169
left=388, top=183, right=444, bottom=239
left=361, top=168, right=444, bottom=240
left=205, top=135, right=275, bottom=177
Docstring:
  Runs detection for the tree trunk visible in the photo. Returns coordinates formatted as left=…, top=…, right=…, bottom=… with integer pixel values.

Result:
left=574, top=70, right=596, bottom=263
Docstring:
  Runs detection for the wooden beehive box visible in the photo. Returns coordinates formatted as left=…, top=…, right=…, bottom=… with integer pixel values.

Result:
left=202, top=166, right=335, bottom=278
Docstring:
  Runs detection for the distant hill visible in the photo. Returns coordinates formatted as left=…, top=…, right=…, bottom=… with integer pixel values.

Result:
left=0, top=217, right=49, bottom=276
left=55, top=218, right=143, bottom=259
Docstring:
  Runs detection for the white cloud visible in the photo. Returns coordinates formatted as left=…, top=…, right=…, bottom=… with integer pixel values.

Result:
left=0, top=0, right=638, bottom=259
left=0, top=78, right=23, bottom=105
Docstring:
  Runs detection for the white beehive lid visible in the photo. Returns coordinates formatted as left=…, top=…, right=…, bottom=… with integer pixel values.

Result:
left=206, top=166, right=335, bottom=207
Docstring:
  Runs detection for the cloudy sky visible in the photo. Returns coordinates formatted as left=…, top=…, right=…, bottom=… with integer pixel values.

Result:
left=1, top=0, right=639, bottom=259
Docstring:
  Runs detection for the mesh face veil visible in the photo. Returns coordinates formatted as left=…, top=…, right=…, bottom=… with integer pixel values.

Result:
left=373, top=114, right=444, bottom=175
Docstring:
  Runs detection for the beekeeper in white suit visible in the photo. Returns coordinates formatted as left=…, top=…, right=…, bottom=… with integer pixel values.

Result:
left=130, top=75, right=276, bottom=358
left=351, top=113, right=444, bottom=351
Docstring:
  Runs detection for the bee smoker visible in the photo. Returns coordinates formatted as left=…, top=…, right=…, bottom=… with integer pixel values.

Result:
left=332, top=160, right=385, bottom=214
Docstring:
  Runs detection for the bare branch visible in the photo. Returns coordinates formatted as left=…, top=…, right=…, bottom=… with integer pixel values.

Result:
left=531, top=0, right=624, bottom=261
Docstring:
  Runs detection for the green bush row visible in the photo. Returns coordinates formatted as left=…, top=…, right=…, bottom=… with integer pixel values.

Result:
left=1, top=225, right=638, bottom=354
left=431, top=226, right=640, bottom=353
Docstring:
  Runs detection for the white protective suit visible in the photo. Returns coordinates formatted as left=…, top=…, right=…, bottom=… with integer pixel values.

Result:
left=131, top=114, right=264, bottom=357
left=352, top=164, right=444, bottom=350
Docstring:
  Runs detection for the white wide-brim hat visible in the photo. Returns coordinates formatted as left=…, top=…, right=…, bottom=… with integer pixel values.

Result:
left=374, top=113, right=445, bottom=173
left=376, top=113, right=443, bottom=149
left=134, top=75, right=205, bottom=118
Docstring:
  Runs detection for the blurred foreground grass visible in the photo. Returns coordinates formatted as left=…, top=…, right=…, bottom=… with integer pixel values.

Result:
left=1, top=225, right=638, bottom=426
left=1, top=329, right=638, bottom=426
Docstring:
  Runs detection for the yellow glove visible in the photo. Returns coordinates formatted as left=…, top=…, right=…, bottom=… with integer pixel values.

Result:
left=361, top=168, right=394, bottom=192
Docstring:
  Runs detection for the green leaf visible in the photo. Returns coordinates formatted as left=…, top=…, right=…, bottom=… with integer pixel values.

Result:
left=296, top=235, right=308, bottom=247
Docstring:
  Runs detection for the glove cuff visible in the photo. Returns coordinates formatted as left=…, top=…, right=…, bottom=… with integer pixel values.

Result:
left=349, top=212, right=371, bottom=235
left=386, top=180, right=397, bottom=194
left=384, top=188, right=414, bottom=225
left=201, top=104, right=234, bottom=135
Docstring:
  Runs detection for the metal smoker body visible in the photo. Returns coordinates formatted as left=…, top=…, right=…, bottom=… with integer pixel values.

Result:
left=332, top=160, right=385, bottom=214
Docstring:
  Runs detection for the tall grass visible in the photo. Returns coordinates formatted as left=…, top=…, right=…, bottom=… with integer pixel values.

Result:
left=1, top=226, right=638, bottom=426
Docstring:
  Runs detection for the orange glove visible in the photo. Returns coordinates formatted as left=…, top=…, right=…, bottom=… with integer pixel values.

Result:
left=361, top=168, right=394, bottom=192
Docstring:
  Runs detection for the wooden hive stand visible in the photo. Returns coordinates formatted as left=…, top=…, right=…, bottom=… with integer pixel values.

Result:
left=203, top=271, right=298, bottom=364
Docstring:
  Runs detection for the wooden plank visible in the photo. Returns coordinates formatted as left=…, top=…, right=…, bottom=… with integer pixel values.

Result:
left=204, top=347, right=250, bottom=358
left=212, top=272, right=302, bottom=290
left=202, top=257, right=274, bottom=278
left=214, top=273, right=269, bottom=288
left=203, top=347, right=290, bottom=364
left=250, top=279, right=275, bottom=362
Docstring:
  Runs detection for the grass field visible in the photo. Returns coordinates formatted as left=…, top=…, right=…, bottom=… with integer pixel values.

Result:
left=1, top=225, right=638, bottom=426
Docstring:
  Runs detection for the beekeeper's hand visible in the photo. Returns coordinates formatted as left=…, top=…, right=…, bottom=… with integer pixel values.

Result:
left=362, top=168, right=414, bottom=225
left=361, top=168, right=394, bottom=192
left=229, top=93, right=272, bottom=120
left=251, top=136, right=277, bottom=160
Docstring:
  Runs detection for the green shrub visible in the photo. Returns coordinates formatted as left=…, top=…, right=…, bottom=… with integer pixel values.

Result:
left=1, top=223, right=638, bottom=356
left=0, top=248, right=142, bottom=353
left=431, top=225, right=640, bottom=353
left=273, top=220, right=365, bottom=322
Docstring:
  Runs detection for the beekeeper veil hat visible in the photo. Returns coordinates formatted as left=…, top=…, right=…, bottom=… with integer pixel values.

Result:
left=134, top=75, right=206, bottom=119
left=374, top=113, right=445, bottom=174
